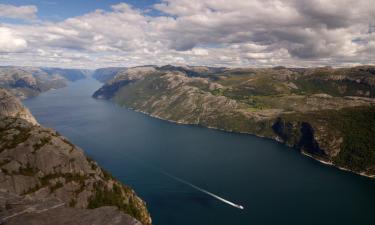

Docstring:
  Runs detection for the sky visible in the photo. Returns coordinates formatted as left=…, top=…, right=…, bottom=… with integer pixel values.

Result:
left=0, top=0, right=374, bottom=69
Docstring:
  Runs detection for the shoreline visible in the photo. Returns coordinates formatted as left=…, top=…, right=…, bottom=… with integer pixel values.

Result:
left=125, top=105, right=375, bottom=179
left=301, top=151, right=375, bottom=179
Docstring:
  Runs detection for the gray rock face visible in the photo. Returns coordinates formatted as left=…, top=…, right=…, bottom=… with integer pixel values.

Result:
left=0, top=88, right=38, bottom=125
left=0, top=190, right=142, bottom=225
left=0, top=89, right=152, bottom=225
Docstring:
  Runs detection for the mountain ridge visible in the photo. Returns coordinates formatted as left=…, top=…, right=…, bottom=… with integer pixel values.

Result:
left=93, top=65, right=375, bottom=178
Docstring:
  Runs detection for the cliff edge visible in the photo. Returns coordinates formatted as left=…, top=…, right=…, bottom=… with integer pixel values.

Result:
left=0, top=88, right=152, bottom=225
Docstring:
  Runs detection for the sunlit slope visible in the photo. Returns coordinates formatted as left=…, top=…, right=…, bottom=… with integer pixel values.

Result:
left=93, top=65, right=375, bottom=177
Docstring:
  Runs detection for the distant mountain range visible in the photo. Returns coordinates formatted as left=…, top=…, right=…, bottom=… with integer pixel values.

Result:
left=92, top=67, right=125, bottom=83
left=93, top=65, right=375, bottom=178
left=0, top=66, right=89, bottom=99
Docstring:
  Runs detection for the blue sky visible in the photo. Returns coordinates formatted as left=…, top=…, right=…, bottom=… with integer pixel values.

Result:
left=0, top=0, right=161, bottom=21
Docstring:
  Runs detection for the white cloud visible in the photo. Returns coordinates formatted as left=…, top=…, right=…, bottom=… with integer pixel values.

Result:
left=0, top=4, right=37, bottom=20
left=0, top=1, right=374, bottom=68
left=154, top=0, right=374, bottom=58
left=0, top=27, right=27, bottom=52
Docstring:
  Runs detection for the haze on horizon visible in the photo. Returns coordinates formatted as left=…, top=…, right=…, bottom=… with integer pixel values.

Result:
left=0, top=0, right=374, bottom=69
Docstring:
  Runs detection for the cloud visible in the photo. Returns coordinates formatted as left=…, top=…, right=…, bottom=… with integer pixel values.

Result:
left=154, top=0, right=374, bottom=59
left=0, top=27, right=27, bottom=52
left=0, top=1, right=374, bottom=68
left=0, top=4, right=38, bottom=20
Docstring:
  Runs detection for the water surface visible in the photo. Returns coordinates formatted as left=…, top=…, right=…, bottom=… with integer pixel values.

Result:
left=24, top=78, right=375, bottom=225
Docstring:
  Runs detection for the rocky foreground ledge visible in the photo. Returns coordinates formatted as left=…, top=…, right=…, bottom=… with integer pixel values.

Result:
left=0, top=88, right=152, bottom=225
left=0, top=190, right=142, bottom=225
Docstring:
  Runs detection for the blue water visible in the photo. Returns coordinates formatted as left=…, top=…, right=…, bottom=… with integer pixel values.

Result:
left=24, top=78, right=375, bottom=225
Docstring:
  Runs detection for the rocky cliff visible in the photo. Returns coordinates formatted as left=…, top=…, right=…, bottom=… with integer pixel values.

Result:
left=0, top=89, right=38, bottom=125
left=0, top=190, right=143, bottom=225
left=0, top=88, right=152, bottom=225
left=93, top=65, right=375, bottom=178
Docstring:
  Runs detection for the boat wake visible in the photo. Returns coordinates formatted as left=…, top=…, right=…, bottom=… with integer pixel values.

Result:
left=161, top=171, right=244, bottom=210
left=59, top=132, right=244, bottom=210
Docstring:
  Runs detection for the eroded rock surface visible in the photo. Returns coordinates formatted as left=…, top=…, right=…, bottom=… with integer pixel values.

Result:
left=0, top=190, right=142, bottom=225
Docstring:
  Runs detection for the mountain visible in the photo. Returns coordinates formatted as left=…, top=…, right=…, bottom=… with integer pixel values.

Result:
left=0, top=66, right=87, bottom=99
left=92, top=67, right=126, bottom=83
left=93, top=65, right=375, bottom=178
left=0, top=88, right=152, bottom=225
left=40, top=67, right=89, bottom=81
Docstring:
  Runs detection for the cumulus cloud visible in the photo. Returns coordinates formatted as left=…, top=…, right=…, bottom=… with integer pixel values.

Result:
left=154, top=0, right=374, bottom=59
left=0, top=27, right=27, bottom=52
left=0, top=4, right=38, bottom=20
left=0, top=1, right=374, bottom=68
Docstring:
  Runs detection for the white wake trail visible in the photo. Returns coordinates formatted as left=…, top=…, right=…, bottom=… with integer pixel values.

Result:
left=161, top=171, right=244, bottom=210
left=68, top=134, right=245, bottom=210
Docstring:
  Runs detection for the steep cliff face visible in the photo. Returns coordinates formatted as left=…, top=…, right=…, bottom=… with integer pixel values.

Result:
left=93, top=65, right=375, bottom=178
left=272, top=107, right=375, bottom=176
left=272, top=119, right=330, bottom=155
left=0, top=89, right=151, bottom=225
left=0, top=88, right=38, bottom=125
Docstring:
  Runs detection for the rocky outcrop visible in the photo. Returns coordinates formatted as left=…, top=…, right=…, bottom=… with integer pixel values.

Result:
left=272, top=119, right=329, bottom=157
left=0, top=88, right=38, bottom=125
left=0, top=89, right=151, bottom=225
left=0, top=190, right=142, bottom=225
